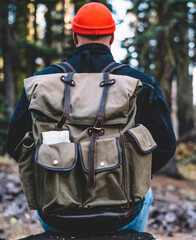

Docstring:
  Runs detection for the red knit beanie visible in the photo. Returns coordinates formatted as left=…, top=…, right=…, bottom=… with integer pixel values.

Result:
left=72, top=2, right=116, bottom=35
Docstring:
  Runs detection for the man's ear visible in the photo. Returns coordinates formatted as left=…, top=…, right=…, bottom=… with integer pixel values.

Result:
left=73, top=32, right=78, bottom=45
left=110, top=33, right=114, bottom=45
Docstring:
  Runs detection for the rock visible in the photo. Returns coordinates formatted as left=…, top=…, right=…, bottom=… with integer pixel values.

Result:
left=1, top=163, right=196, bottom=238
left=168, top=204, right=177, bottom=211
left=2, top=194, right=28, bottom=217
left=166, top=184, right=175, bottom=192
left=165, top=212, right=177, bottom=223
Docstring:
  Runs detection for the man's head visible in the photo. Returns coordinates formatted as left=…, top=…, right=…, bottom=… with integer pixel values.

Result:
left=72, top=2, right=116, bottom=48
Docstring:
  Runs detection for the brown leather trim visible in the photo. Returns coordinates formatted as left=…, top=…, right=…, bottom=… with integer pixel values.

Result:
left=94, top=72, right=110, bottom=128
left=109, top=64, right=130, bottom=73
left=35, top=144, right=78, bottom=171
left=88, top=72, right=116, bottom=187
left=62, top=62, right=77, bottom=73
left=100, top=79, right=115, bottom=87
left=78, top=139, right=122, bottom=174
left=88, top=131, right=98, bottom=188
left=101, top=62, right=116, bottom=73
left=56, top=72, right=74, bottom=129
left=51, top=64, right=68, bottom=73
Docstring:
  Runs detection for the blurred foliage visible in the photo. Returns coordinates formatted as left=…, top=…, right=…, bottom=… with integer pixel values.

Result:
left=0, top=0, right=111, bottom=155
left=0, top=84, right=10, bottom=155
left=122, top=0, right=196, bottom=136
left=12, top=0, right=74, bottom=100
left=0, top=0, right=75, bottom=153
left=74, top=0, right=111, bottom=13
left=0, top=0, right=195, bottom=154
left=176, top=142, right=196, bottom=164
left=0, top=0, right=111, bottom=104
left=176, top=142, right=196, bottom=181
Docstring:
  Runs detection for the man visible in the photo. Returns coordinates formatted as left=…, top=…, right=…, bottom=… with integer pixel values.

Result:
left=6, top=2, right=176, bottom=234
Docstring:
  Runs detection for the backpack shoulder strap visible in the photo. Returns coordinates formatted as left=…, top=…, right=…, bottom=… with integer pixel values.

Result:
left=101, top=62, right=117, bottom=73
left=109, top=63, right=130, bottom=73
left=51, top=63, right=67, bottom=73
left=50, top=62, right=77, bottom=129
left=53, top=61, right=129, bottom=74
left=51, top=62, right=77, bottom=73
left=101, top=62, right=130, bottom=73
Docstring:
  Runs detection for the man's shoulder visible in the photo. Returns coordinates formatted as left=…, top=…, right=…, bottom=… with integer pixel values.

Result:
left=32, top=65, right=63, bottom=76
left=115, top=65, right=156, bottom=88
left=31, top=62, right=157, bottom=89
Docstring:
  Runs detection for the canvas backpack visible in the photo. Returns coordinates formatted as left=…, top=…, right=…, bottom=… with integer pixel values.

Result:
left=14, top=62, right=157, bottom=225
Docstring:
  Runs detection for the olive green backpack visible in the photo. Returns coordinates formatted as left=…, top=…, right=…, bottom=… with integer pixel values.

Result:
left=15, top=62, right=156, bottom=224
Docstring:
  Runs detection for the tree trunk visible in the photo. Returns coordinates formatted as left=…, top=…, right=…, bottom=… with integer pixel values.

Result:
left=0, top=1, right=15, bottom=114
left=44, top=2, right=54, bottom=66
left=33, top=3, right=38, bottom=42
left=177, top=71, right=194, bottom=136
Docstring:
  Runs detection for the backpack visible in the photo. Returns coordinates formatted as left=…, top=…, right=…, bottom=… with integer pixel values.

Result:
left=14, top=62, right=157, bottom=231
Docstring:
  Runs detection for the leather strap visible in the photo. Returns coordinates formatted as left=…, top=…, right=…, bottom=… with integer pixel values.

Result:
left=101, top=62, right=130, bottom=73
left=55, top=72, right=75, bottom=129
left=53, top=61, right=129, bottom=74
left=51, top=62, right=77, bottom=73
left=62, top=62, right=77, bottom=73
left=101, top=62, right=116, bottom=73
left=109, top=63, right=130, bottom=73
left=51, top=63, right=68, bottom=73
left=88, top=72, right=115, bottom=188
left=52, top=61, right=123, bottom=186
left=95, top=72, right=114, bottom=128
left=51, top=63, right=76, bottom=129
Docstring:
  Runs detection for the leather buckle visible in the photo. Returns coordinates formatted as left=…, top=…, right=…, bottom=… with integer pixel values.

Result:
left=100, top=79, right=115, bottom=87
left=88, top=127, right=105, bottom=136
left=61, top=75, right=76, bottom=86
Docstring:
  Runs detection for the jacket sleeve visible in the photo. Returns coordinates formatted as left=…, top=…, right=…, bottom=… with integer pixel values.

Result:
left=6, top=88, right=32, bottom=159
left=140, top=81, right=176, bottom=173
left=111, top=65, right=176, bottom=174
left=6, top=66, right=63, bottom=159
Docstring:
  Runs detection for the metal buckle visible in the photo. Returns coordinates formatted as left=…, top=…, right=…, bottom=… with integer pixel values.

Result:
left=88, top=127, right=105, bottom=136
left=93, top=126, right=102, bottom=131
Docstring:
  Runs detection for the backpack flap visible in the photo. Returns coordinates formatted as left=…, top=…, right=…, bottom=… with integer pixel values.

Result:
left=35, top=142, right=77, bottom=171
left=24, top=73, right=142, bottom=125
left=127, top=124, right=157, bottom=153
left=78, top=138, right=122, bottom=173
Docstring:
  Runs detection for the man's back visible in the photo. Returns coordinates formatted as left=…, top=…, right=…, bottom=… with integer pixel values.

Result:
left=7, top=43, right=176, bottom=173
left=6, top=2, right=176, bottom=234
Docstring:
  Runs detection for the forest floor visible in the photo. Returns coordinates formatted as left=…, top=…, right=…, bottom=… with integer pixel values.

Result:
left=0, top=156, right=195, bottom=240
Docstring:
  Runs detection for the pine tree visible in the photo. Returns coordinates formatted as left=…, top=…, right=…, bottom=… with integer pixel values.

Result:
left=13, top=0, right=30, bottom=100
left=73, top=0, right=111, bottom=14
left=0, top=84, right=10, bottom=154
left=122, top=0, right=196, bottom=136
left=0, top=0, right=15, bottom=113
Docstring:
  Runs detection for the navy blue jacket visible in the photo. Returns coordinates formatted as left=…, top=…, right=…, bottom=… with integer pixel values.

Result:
left=6, top=43, right=176, bottom=173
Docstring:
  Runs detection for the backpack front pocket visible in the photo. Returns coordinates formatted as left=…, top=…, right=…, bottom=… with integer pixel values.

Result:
left=35, top=142, right=82, bottom=214
left=123, top=124, right=157, bottom=203
left=78, top=138, right=128, bottom=209
left=15, top=132, right=38, bottom=210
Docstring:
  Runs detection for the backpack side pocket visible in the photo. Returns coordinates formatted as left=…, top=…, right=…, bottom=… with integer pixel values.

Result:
left=14, top=132, right=38, bottom=209
left=123, top=124, right=157, bottom=203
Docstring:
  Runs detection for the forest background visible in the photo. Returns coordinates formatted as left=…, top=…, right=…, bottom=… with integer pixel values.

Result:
left=0, top=0, right=196, bottom=239
left=1, top=0, right=196, bottom=176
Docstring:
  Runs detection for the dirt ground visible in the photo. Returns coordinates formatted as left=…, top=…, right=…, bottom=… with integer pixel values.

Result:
left=148, top=175, right=196, bottom=240
left=0, top=157, right=195, bottom=240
